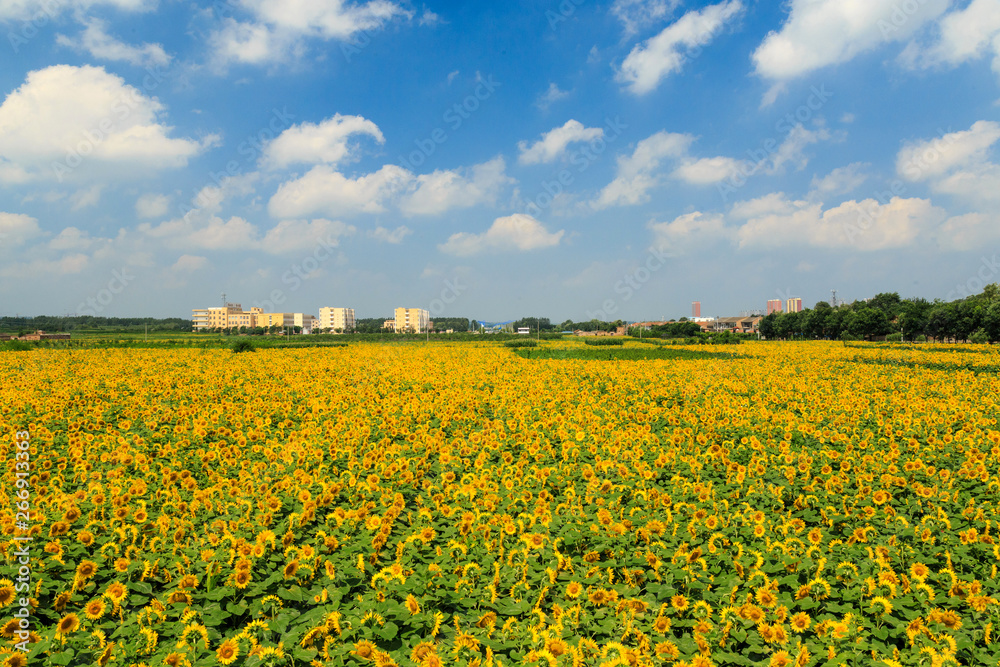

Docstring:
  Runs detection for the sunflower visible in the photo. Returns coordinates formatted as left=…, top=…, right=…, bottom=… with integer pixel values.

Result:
left=671, top=594, right=689, bottom=612
left=0, top=584, right=15, bottom=607
left=909, top=562, right=930, bottom=580
left=216, top=638, right=239, bottom=665
left=177, top=575, right=199, bottom=590
left=53, top=591, right=72, bottom=612
left=410, top=641, right=437, bottom=663
left=545, top=639, right=568, bottom=657
left=1, top=619, right=21, bottom=638
left=790, top=612, right=811, bottom=632
left=565, top=581, right=583, bottom=598
left=4, top=654, right=28, bottom=667
left=588, top=589, right=608, bottom=606
left=76, top=531, right=95, bottom=547
left=56, top=612, right=81, bottom=637
left=354, top=640, right=377, bottom=660
left=96, top=642, right=115, bottom=667
left=75, top=560, right=98, bottom=580
left=405, top=594, right=421, bottom=615
left=770, top=650, right=793, bottom=667
left=653, top=616, right=672, bottom=633
left=283, top=560, right=300, bottom=579
left=164, top=652, right=188, bottom=667
left=113, top=558, right=130, bottom=573
left=234, top=570, right=251, bottom=589
left=84, top=599, right=107, bottom=620
left=655, top=642, right=680, bottom=660
left=104, top=582, right=127, bottom=605
left=870, top=596, right=893, bottom=618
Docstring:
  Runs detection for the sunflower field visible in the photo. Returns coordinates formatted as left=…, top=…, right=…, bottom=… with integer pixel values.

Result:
left=2, top=340, right=1000, bottom=667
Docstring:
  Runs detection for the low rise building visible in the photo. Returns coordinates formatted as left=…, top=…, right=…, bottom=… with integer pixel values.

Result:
left=395, top=307, right=430, bottom=333
left=318, top=307, right=355, bottom=332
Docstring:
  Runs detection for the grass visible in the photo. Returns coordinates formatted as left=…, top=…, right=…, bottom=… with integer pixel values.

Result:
left=512, top=347, right=742, bottom=361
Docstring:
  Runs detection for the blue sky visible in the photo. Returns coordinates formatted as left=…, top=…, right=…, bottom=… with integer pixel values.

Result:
left=1, top=0, right=999, bottom=322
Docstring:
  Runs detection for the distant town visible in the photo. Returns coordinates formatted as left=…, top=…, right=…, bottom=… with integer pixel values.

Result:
left=189, top=298, right=810, bottom=335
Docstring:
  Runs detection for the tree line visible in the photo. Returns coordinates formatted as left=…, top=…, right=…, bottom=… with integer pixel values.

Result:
left=758, top=285, right=1000, bottom=342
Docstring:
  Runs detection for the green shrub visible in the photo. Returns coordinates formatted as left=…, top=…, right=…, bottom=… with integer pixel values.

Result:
left=583, top=338, right=625, bottom=346
left=504, top=340, right=538, bottom=348
left=2, top=340, right=33, bottom=351
left=970, top=329, right=989, bottom=344
left=231, top=340, right=256, bottom=354
left=886, top=333, right=903, bottom=342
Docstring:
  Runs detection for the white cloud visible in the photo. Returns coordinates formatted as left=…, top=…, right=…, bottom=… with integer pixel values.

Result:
left=49, top=227, right=96, bottom=251
left=56, top=18, right=171, bottom=68
left=905, top=0, right=1000, bottom=74
left=672, top=156, right=741, bottom=184
left=171, top=254, right=208, bottom=272
left=0, top=253, right=90, bottom=279
left=369, top=225, right=412, bottom=243
left=535, top=82, right=569, bottom=110
left=0, top=0, right=153, bottom=21
left=593, top=131, right=694, bottom=208
left=617, top=0, right=743, bottom=94
left=439, top=214, right=564, bottom=256
left=768, top=124, right=840, bottom=173
left=0, top=65, right=214, bottom=182
left=262, top=114, right=383, bottom=169
left=648, top=211, right=729, bottom=253
left=611, top=0, right=681, bottom=37
left=259, top=218, right=355, bottom=254
left=0, top=212, right=42, bottom=248
left=189, top=173, right=260, bottom=216
left=136, top=193, right=171, bottom=219
left=399, top=157, right=512, bottom=216
left=139, top=213, right=354, bottom=254
left=70, top=185, right=103, bottom=210
left=733, top=194, right=947, bottom=251
left=209, top=0, right=412, bottom=67
left=810, top=163, right=869, bottom=196
left=752, top=0, right=950, bottom=82
left=518, top=120, right=603, bottom=165
left=268, top=164, right=412, bottom=218
left=419, top=8, right=443, bottom=26
left=897, top=120, right=1000, bottom=204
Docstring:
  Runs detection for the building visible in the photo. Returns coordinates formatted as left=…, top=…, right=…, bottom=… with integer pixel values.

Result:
left=382, top=319, right=396, bottom=332
left=17, top=330, right=70, bottom=340
left=318, top=307, right=355, bottom=332
left=692, top=301, right=701, bottom=318
left=766, top=299, right=783, bottom=315
left=192, top=303, right=317, bottom=331
left=394, top=307, right=430, bottom=333
left=786, top=298, right=803, bottom=313
left=517, top=327, right=531, bottom=335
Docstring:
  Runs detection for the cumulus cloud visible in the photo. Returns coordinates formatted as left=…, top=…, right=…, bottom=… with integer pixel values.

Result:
left=0, top=212, right=42, bottom=248
left=593, top=131, right=699, bottom=208
left=209, top=0, right=412, bottom=67
left=171, top=254, right=208, bottom=272
left=902, top=0, right=1000, bottom=74
left=732, top=193, right=947, bottom=251
left=56, top=18, right=171, bottom=68
left=897, top=120, right=1000, bottom=204
left=0, top=65, right=214, bottom=183
left=611, top=0, right=681, bottom=37
left=0, top=0, right=153, bottom=21
left=648, top=211, right=729, bottom=254
left=369, top=225, right=412, bottom=243
left=139, top=214, right=355, bottom=254
left=136, top=193, right=171, bottom=219
left=400, top=157, right=512, bottom=216
left=262, top=113, right=383, bottom=169
left=752, top=0, right=949, bottom=82
left=617, top=0, right=743, bottom=94
left=671, top=156, right=741, bottom=185
left=809, top=163, right=869, bottom=196
left=268, top=164, right=412, bottom=218
left=518, top=120, right=604, bottom=165
left=439, top=214, right=564, bottom=256
left=535, top=82, right=570, bottom=111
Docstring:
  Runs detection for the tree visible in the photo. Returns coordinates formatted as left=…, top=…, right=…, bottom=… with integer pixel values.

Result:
left=759, top=313, right=778, bottom=339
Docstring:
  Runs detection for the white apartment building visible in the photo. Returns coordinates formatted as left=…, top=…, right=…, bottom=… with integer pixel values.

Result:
left=318, top=307, right=356, bottom=332
left=394, top=307, right=430, bottom=333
